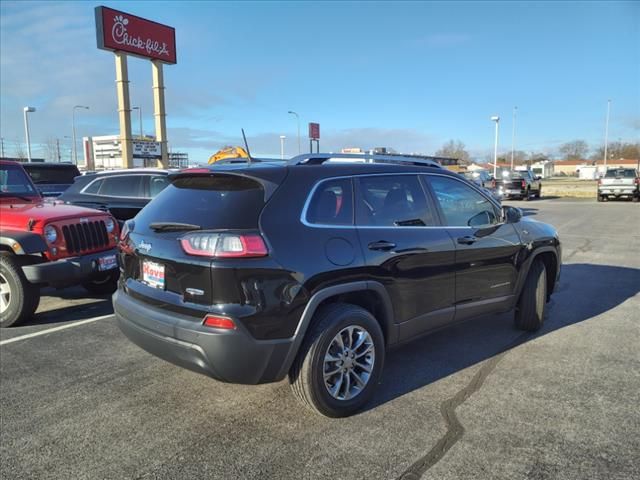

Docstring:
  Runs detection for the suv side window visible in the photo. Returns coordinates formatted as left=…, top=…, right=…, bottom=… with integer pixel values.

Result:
left=83, top=178, right=103, bottom=194
left=98, top=175, right=143, bottom=197
left=427, top=175, right=499, bottom=227
left=356, top=175, right=436, bottom=227
left=306, top=178, right=354, bottom=225
left=148, top=175, right=170, bottom=198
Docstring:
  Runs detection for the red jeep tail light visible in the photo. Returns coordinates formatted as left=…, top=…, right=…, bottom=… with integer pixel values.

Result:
left=521, top=179, right=526, bottom=189
left=180, top=233, right=268, bottom=258
left=203, top=314, right=236, bottom=330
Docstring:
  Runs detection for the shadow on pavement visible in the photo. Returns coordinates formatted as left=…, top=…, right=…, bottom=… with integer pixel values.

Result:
left=366, top=263, right=640, bottom=411
left=22, top=286, right=113, bottom=327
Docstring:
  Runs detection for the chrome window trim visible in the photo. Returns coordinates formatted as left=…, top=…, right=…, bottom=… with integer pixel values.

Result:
left=80, top=173, right=166, bottom=200
left=300, top=172, right=502, bottom=229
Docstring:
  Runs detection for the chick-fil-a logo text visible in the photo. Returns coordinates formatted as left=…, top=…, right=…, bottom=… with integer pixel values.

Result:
left=111, top=15, right=169, bottom=58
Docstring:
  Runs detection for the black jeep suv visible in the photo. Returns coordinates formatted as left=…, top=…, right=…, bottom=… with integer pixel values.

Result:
left=114, top=153, right=561, bottom=417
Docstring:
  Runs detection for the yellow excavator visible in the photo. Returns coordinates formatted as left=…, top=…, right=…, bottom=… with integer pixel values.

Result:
left=208, top=146, right=249, bottom=164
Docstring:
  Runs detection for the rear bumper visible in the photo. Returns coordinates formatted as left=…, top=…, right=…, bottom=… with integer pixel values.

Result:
left=22, top=248, right=118, bottom=286
left=598, top=187, right=638, bottom=196
left=113, top=289, right=293, bottom=384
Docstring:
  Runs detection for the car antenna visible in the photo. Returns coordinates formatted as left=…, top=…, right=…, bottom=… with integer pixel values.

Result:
left=241, top=129, right=253, bottom=164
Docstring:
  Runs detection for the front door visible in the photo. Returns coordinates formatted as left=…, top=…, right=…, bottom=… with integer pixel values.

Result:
left=424, top=174, right=522, bottom=321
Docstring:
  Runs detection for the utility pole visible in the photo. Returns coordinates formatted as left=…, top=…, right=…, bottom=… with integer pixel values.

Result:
left=56, top=138, right=61, bottom=162
left=0, top=137, right=4, bottom=158
left=603, top=99, right=611, bottom=172
left=23, top=106, right=36, bottom=162
left=280, top=135, right=286, bottom=159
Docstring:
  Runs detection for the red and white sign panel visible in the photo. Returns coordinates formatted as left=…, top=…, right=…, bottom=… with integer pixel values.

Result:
left=95, top=6, right=177, bottom=64
left=309, top=122, right=320, bottom=140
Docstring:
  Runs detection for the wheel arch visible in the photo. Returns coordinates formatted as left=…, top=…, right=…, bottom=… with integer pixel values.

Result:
left=277, top=281, right=396, bottom=379
left=0, top=231, right=48, bottom=255
left=515, top=247, right=560, bottom=302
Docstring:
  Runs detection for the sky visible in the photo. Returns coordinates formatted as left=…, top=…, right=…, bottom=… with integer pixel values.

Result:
left=1, top=0, right=639, bottom=163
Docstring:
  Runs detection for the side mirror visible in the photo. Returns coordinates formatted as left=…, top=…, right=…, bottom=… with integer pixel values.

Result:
left=502, top=205, right=522, bottom=223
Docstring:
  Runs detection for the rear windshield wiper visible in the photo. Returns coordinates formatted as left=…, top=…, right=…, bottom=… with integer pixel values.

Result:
left=149, top=222, right=202, bottom=232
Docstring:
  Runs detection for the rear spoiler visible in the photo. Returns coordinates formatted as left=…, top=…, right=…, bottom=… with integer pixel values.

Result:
left=168, top=167, right=287, bottom=200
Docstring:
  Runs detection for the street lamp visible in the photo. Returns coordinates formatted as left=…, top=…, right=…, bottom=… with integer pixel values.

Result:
left=72, top=105, right=90, bottom=165
left=132, top=106, right=143, bottom=139
left=491, top=115, right=500, bottom=178
left=23, top=106, right=36, bottom=162
left=280, top=135, right=286, bottom=160
left=603, top=99, right=611, bottom=172
left=510, top=106, right=517, bottom=170
left=288, top=110, right=300, bottom=154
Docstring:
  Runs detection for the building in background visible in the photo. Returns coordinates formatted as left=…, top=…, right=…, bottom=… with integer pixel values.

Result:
left=168, top=151, right=189, bottom=168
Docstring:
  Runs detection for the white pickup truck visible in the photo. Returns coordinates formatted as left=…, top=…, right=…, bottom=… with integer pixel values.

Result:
left=597, top=168, right=639, bottom=202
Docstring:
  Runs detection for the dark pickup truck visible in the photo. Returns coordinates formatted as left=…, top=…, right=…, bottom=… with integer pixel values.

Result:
left=22, top=163, right=81, bottom=198
left=495, top=169, right=542, bottom=201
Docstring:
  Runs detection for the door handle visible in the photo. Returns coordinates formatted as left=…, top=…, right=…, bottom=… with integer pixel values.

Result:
left=457, top=235, right=478, bottom=245
left=368, top=240, right=397, bottom=251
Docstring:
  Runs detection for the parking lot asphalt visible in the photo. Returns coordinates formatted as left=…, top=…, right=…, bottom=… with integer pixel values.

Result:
left=1, top=198, right=639, bottom=480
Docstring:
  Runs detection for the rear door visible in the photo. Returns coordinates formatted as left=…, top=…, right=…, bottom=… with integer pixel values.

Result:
left=354, top=174, right=456, bottom=340
left=424, top=174, right=522, bottom=321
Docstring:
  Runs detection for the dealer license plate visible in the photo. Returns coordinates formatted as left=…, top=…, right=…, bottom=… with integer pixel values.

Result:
left=98, top=254, right=118, bottom=271
left=142, top=260, right=165, bottom=289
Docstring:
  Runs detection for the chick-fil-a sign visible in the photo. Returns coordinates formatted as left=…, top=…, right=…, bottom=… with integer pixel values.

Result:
left=95, top=6, right=177, bottom=64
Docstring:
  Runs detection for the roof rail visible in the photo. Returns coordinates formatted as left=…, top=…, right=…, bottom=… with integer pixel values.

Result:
left=288, top=153, right=443, bottom=169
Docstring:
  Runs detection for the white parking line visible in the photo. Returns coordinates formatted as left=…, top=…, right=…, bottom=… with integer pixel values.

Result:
left=0, top=314, right=114, bottom=346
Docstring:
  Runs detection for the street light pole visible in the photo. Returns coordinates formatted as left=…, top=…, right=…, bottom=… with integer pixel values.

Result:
left=72, top=105, right=90, bottom=165
left=510, top=106, right=517, bottom=170
left=23, top=106, right=36, bottom=162
left=288, top=111, right=300, bottom=154
left=280, top=135, right=286, bottom=160
left=491, top=116, right=500, bottom=178
left=132, top=106, right=143, bottom=139
left=603, top=99, right=611, bottom=172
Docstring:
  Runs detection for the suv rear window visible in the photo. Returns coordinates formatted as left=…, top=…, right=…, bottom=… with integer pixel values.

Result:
left=23, top=164, right=80, bottom=184
left=136, top=174, right=266, bottom=230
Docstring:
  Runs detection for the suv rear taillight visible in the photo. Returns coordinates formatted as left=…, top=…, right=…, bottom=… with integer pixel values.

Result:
left=202, top=314, right=236, bottom=330
left=180, top=232, right=268, bottom=258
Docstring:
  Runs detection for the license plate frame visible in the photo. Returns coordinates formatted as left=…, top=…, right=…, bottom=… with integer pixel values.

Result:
left=98, top=254, right=118, bottom=272
left=142, top=260, right=165, bottom=289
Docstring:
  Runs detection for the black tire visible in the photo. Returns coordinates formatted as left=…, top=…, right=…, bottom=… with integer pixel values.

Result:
left=289, top=303, right=385, bottom=417
left=535, top=187, right=541, bottom=199
left=82, top=271, right=118, bottom=295
left=523, top=188, right=531, bottom=201
left=0, top=253, right=40, bottom=328
left=515, top=260, right=547, bottom=332
left=632, top=195, right=639, bottom=203
left=597, top=194, right=603, bottom=202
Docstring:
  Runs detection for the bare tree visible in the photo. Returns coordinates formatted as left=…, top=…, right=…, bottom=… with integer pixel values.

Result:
left=559, top=140, right=589, bottom=160
left=591, top=141, right=640, bottom=161
left=44, top=138, right=59, bottom=162
left=435, top=140, right=471, bottom=165
left=13, top=137, right=27, bottom=160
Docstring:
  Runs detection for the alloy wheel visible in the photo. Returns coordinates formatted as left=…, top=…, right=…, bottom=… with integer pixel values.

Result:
left=323, top=325, right=375, bottom=400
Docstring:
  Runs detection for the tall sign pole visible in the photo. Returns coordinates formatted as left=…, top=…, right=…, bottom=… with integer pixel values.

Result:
left=152, top=60, right=168, bottom=168
left=115, top=52, right=134, bottom=168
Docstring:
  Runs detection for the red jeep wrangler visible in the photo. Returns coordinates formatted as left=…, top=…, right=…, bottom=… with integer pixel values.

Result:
left=0, top=160, right=119, bottom=327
